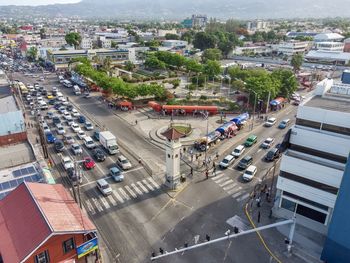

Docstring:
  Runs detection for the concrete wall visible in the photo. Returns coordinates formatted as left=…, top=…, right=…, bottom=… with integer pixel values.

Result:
left=0, top=131, right=27, bottom=146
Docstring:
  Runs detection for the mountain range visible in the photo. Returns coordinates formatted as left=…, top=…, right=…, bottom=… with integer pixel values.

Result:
left=1, top=0, right=350, bottom=20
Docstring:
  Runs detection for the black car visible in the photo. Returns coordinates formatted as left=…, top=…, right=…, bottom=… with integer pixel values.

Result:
left=265, top=148, right=281, bottom=162
left=48, top=99, right=56, bottom=105
left=54, top=140, right=65, bottom=152
left=66, top=104, right=73, bottom=111
left=238, top=156, right=253, bottom=169
left=67, top=168, right=81, bottom=186
left=41, top=89, right=47, bottom=96
left=52, top=116, right=61, bottom=125
left=93, top=148, right=106, bottom=162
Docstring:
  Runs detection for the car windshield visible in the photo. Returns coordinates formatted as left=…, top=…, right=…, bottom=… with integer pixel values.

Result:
left=86, top=158, right=92, bottom=163
left=267, top=151, right=274, bottom=157
left=122, top=159, right=129, bottom=164
left=87, top=141, right=93, bottom=145
left=247, top=138, right=254, bottom=142
left=73, top=145, right=80, bottom=150
left=234, top=149, right=240, bottom=153
left=222, top=159, right=229, bottom=164
left=245, top=170, right=253, bottom=175
left=264, top=139, right=271, bottom=143
left=268, top=120, right=274, bottom=123
left=102, top=184, right=110, bottom=189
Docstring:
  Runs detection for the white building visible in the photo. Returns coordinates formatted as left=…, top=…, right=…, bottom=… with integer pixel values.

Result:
left=230, top=45, right=271, bottom=56
left=273, top=78, right=350, bottom=234
left=247, top=20, right=269, bottom=32
left=276, top=41, right=310, bottom=56
left=80, top=37, right=93, bottom=50
left=314, top=33, right=344, bottom=42
left=158, top=29, right=177, bottom=38
left=39, top=38, right=66, bottom=48
left=316, top=42, right=345, bottom=52
left=305, top=50, right=350, bottom=65
left=162, top=40, right=188, bottom=49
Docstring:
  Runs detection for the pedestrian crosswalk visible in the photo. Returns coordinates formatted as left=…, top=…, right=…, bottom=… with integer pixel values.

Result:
left=84, top=177, right=161, bottom=215
left=211, top=171, right=250, bottom=203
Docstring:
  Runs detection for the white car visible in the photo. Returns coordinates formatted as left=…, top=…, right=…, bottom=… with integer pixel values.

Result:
left=83, top=136, right=96, bottom=149
left=71, top=143, right=82, bottom=155
left=84, top=121, right=94, bottom=130
left=117, top=155, right=132, bottom=170
left=264, top=117, right=277, bottom=127
left=52, top=87, right=58, bottom=92
left=61, top=98, right=69, bottom=105
left=231, top=145, right=245, bottom=158
left=261, top=137, right=275, bottom=149
left=71, top=108, right=80, bottom=117
left=66, top=119, right=74, bottom=126
left=71, top=123, right=81, bottom=133
left=219, top=154, right=235, bottom=169
left=43, top=125, right=51, bottom=134
left=63, top=111, right=73, bottom=121
left=77, top=130, right=86, bottom=139
left=58, top=107, right=66, bottom=114
left=243, top=165, right=257, bottom=181
left=56, top=125, right=66, bottom=135
left=62, top=156, right=74, bottom=170
left=64, top=134, right=75, bottom=144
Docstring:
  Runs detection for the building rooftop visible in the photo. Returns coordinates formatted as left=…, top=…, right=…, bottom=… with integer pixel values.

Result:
left=314, top=33, right=344, bottom=41
left=161, top=127, right=184, bottom=140
left=0, top=95, right=18, bottom=113
left=0, top=182, right=96, bottom=262
left=305, top=50, right=350, bottom=61
left=304, top=94, right=350, bottom=113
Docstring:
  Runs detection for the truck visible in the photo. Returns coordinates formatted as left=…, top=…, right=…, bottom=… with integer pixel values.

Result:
left=99, top=131, right=119, bottom=155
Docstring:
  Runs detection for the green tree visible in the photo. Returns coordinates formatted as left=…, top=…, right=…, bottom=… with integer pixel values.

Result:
left=181, top=30, right=195, bottom=43
left=39, top=28, right=46, bottom=39
left=193, top=32, right=216, bottom=50
left=185, top=59, right=203, bottom=73
left=26, top=46, right=38, bottom=61
left=111, top=41, right=118, bottom=48
left=102, top=57, right=112, bottom=76
left=291, top=53, right=303, bottom=72
left=218, top=41, right=234, bottom=58
left=145, top=40, right=161, bottom=47
left=245, top=73, right=280, bottom=102
left=125, top=61, right=135, bottom=72
left=202, top=48, right=222, bottom=62
left=165, top=33, right=179, bottom=40
left=203, top=60, right=221, bottom=79
left=271, top=69, right=298, bottom=98
left=144, top=56, right=166, bottom=70
left=65, top=32, right=82, bottom=49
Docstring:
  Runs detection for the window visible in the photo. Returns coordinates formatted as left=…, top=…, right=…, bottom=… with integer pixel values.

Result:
left=63, top=237, right=75, bottom=253
left=296, top=204, right=327, bottom=224
left=34, top=250, right=50, bottom=263
left=322, top=123, right=350, bottom=136
left=283, top=191, right=329, bottom=211
left=279, top=171, right=339, bottom=195
left=295, top=118, right=321, bottom=130
left=281, top=198, right=296, bottom=212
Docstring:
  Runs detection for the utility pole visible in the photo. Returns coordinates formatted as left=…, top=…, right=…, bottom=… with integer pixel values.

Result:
left=250, top=90, right=258, bottom=131
left=204, top=111, right=209, bottom=172
left=266, top=90, right=271, bottom=115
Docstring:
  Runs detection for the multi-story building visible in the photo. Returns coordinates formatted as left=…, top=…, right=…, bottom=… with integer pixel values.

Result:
left=162, top=40, right=188, bottom=49
left=314, top=33, right=344, bottom=42
left=98, top=36, right=111, bottom=49
left=247, top=20, right=269, bottom=32
left=39, top=37, right=66, bottom=49
left=315, top=41, right=345, bottom=52
left=273, top=78, right=350, bottom=234
left=191, top=14, right=208, bottom=28
left=0, top=182, right=98, bottom=262
left=343, top=38, right=350, bottom=53
left=80, top=37, right=93, bottom=50
left=276, top=41, right=310, bottom=56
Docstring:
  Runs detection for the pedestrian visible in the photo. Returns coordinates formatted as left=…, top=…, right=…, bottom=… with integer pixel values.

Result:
left=36, top=137, right=39, bottom=144
left=135, top=120, right=138, bottom=125
left=190, top=167, right=193, bottom=177
left=216, top=152, right=219, bottom=160
left=266, top=189, right=270, bottom=201
left=196, top=155, right=199, bottom=161
left=212, top=166, right=216, bottom=176
left=212, top=161, right=216, bottom=169
left=257, top=211, right=261, bottom=223
left=205, top=170, right=209, bottom=180
left=256, top=196, right=261, bottom=208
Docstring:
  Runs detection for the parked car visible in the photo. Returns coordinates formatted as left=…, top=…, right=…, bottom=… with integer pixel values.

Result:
left=231, top=145, right=245, bottom=158
left=219, top=154, right=235, bottom=169
left=265, top=148, right=281, bottom=162
left=110, top=167, right=124, bottom=182
left=244, top=135, right=258, bottom=147
left=71, top=143, right=82, bottom=155
left=278, top=119, right=290, bottom=129
left=83, top=157, right=95, bottom=170
left=238, top=155, right=253, bottom=169
left=261, top=137, right=275, bottom=149
left=264, top=117, right=277, bottom=127
left=46, top=111, right=54, bottom=119
left=63, top=111, right=72, bottom=121
left=54, top=140, right=65, bottom=152
left=85, top=121, right=94, bottom=130
left=117, top=155, right=132, bottom=170
left=93, top=148, right=106, bottom=162
left=78, top=115, right=86, bottom=123
left=46, top=132, right=56, bottom=143
left=66, top=104, right=73, bottom=111
left=97, top=178, right=113, bottom=196
left=242, top=165, right=257, bottom=181
left=58, top=106, right=66, bottom=114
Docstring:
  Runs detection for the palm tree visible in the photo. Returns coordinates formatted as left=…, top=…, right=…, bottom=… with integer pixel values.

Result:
left=103, top=57, right=112, bottom=76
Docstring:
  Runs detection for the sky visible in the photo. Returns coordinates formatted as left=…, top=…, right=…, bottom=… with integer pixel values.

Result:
left=0, top=0, right=80, bottom=5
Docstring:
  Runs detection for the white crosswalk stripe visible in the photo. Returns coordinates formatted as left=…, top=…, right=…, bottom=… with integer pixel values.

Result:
left=227, top=186, right=242, bottom=195
left=112, top=191, right=124, bottom=203
left=148, top=177, right=160, bottom=189
left=236, top=193, right=250, bottom=202
left=137, top=181, right=149, bottom=193
left=223, top=183, right=237, bottom=191
left=92, top=197, right=104, bottom=212
left=100, top=196, right=110, bottom=209
left=85, top=199, right=96, bottom=215
left=219, top=179, right=234, bottom=187
left=107, top=194, right=117, bottom=206
left=214, top=176, right=229, bottom=184
left=125, top=185, right=137, bottom=198
left=211, top=173, right=225, bottom=181
left=131, top=183, right=143, bottom=195
left=118, top=188, right=131, bottom=200
left=231, top=191, right=243, bottom=198
left=143, top=179, right=154, bottom=191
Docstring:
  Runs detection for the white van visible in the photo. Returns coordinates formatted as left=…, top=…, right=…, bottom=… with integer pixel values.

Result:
left=73, top=85, right=81, bottom=95
left=62, top=80, right=72, bottom=88
left=83, top=136, right=96, bottom=149
left=56, top=92, right=64, bottom=101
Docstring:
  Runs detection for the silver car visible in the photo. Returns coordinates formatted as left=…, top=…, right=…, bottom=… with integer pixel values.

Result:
left=117, top=155, right=132, bottom=170
left=71, top=143, right=82, bottom=155
left=97, top=179, right=113, bottom=196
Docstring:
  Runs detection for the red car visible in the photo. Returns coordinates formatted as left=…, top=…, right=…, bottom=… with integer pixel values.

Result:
left=83, top=157, right=95, bottom=170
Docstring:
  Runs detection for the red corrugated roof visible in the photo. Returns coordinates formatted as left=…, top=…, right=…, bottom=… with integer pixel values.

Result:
left=0, top=182, right=96, bottom=262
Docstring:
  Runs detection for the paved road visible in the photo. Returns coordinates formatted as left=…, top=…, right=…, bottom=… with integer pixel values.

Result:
left=14, top=70, right=306, bottom=263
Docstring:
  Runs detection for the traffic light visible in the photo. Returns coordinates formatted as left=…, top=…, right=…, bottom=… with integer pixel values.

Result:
left=206, top=234, right=210, bottom=241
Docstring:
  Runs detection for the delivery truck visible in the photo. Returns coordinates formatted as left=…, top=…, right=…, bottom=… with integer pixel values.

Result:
left=99, top=131, right=119, bottom=155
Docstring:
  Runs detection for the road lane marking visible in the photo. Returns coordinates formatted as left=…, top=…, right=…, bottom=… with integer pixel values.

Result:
left=124, top=166, right=143, bottom=174
left=211, top=173, right=225, bottom=180
left=214, top=176, right=229, bottom=184
left=85, top=199, right=96, bottom=215
left=107, top=194, right=117, bottom=206
left=112, top=191, right=124, bottom=203
left=223, top=183, right=237, bottom=191
left=227, top=186, right=242, bottom=195
left=257, top=149, right=262, bottom=153
left=92, top=197, right=104, bottom=212
left=125, top=185, right=137, bottom=198
left=118, top=188, right=131, bottom=200
left=100, top=196, right=110, bottom=209
left=236, top=193, right=250, bottom=202
left=137, top=181, right=149, bottom=193
left=143, top=179, right=154, bottom=191
left=148, top=177, right=160, bottom=189
left=131, top=183, right=143, bottom=195
left=219, top=179, right=234, bottom=187
left=231, top=191, right=242, bottom=198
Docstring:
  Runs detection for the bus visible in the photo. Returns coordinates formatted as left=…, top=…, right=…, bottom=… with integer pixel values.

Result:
left=17, top=82, right=28, bottom=95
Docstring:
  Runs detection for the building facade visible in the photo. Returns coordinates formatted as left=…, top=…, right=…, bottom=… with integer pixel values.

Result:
left=315, top=41, right=345, bottom=52
left=273, top=78, right=350, bottom=234
left=80, top=37, right=93, bottom=49
left=277, top=41, right=310, bottom=56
